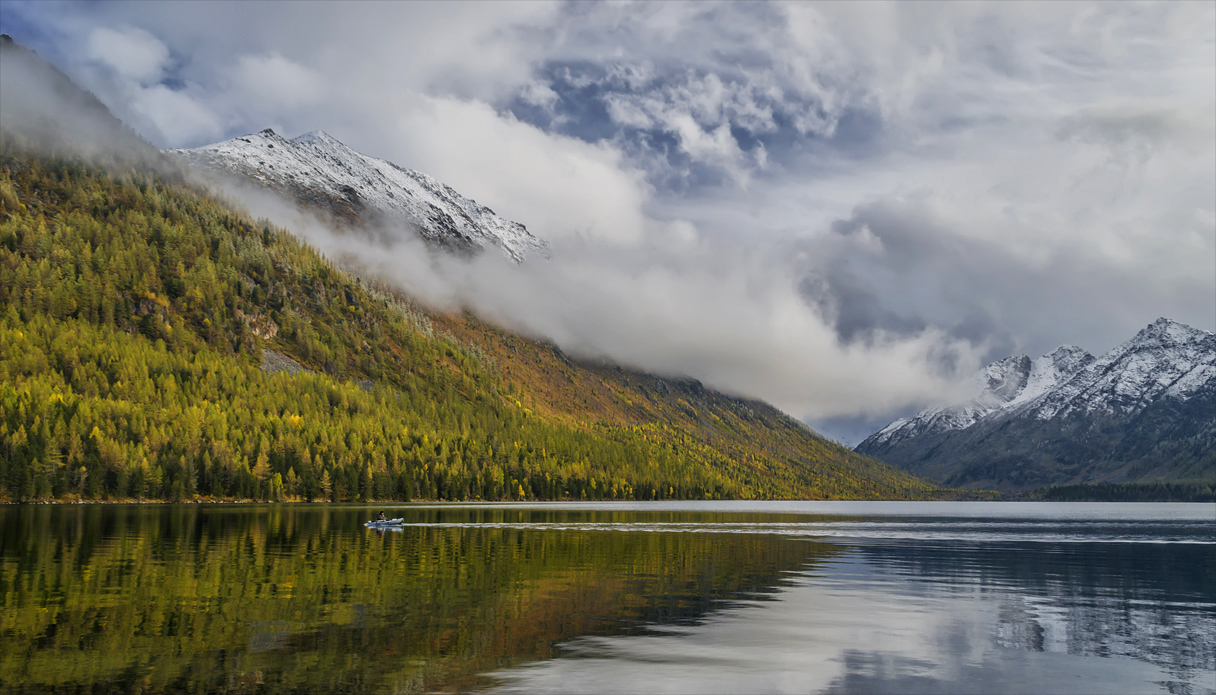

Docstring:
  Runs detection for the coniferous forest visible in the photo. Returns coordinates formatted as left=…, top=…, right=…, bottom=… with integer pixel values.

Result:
left=0, top=135, right=963, bottom=503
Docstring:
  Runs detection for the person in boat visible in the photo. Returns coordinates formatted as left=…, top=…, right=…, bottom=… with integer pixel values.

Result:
left=377, top=511, right=387, bottom=521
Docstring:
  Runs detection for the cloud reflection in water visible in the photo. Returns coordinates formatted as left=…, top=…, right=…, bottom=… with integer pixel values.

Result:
left=484, top=529, right=1214, bottom=695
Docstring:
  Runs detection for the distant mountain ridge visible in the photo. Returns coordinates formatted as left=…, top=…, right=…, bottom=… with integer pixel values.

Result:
left=857, top=318, right=1216, bottom=491
left=167, top=129, right=548, bottom=262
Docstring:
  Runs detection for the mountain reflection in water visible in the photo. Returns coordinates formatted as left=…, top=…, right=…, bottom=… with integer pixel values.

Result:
left=1, top=502, right=1212, bottom=694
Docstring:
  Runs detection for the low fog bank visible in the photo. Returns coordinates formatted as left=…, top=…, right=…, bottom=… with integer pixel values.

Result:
left=206, top=173, right=986, bottom=423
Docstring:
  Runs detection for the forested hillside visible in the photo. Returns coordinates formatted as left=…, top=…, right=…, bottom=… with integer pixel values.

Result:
left=0, top=138, right=961, bottom=502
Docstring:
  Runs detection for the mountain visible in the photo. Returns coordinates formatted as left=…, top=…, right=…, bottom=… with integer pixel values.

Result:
left=857, top=319, right=1216, bottom=492
left=167, top=129, right=547, bottom=262
left=0, top=35, right=955, bottom=502
left=863, top=345, right=1096, bottom=450
left=0, top=34, right=159, bottom=167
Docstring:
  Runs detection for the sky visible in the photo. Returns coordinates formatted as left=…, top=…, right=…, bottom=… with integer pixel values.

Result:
left=2, top=1, right=1213, bottom=445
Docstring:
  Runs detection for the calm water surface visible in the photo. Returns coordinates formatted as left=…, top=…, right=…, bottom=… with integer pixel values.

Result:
left=1, top=502, right=1212, bottom=694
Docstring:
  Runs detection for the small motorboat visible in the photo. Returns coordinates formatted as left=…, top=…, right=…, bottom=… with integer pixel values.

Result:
left=365, top=517, right=405, bottom=528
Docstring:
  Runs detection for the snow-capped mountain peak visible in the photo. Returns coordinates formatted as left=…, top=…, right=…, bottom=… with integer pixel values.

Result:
left=857, top=319, right=1215, bottom=482
left=167, top=129, right=548, bottom=263
left=976, top=354, right=1032, bottom=404
left=291, top=129, right=339, bottom=147
left=865, top=343, right=1098, bottom=449
left=1029, top=318, right=1215, bottom=420
left=855, top=319, right=1214, bottom=491
left=1128, top=317, right=1205, bottom=349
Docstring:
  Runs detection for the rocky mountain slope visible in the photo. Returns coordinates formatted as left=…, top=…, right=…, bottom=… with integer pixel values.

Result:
left=166, top=129, right=547, bottom=262
left=857, top=319, right=1216, bottom=491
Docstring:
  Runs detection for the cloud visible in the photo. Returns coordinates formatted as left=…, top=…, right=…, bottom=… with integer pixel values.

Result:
left=799, top=177, right=1215, bottom=363
left=518, top=80, right=560, bottom=114
left=383, top=92, right=652, bottom=245
left=595, top=71, right=788, bottom=185
left=59, top=22, right=224, bottom=146
left=232, top=53, right=323, bottom=110
left=127, top=83, right=222, bottom=145
left=85, top=25, right=168, bottom=84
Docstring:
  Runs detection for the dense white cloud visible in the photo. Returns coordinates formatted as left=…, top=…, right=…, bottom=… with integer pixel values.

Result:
left=232, top=53, right=324, bottom=112
left=127, top=83, right=222, bottom=145
left=85, top=25, right=168, bottom=84
left=76, top=24, right=223, bottom=144
left=2, top=0, right=1211, bottom=439
left=382, top=92, right=651, bottom=245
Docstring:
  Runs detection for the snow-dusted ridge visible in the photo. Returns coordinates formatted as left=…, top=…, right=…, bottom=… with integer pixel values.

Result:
left=166, top=129, right=548, bottom=263
left=1028, top=318, right=1215, bottom=421
left=861, top=318, right=1215, bottom=450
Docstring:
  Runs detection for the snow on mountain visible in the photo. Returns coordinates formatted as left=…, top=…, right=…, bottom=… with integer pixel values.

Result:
left=1028, top=318, right=1216, bottom=420
left=856, top=318, right=1215, bottom=491
left=166, top=129, right=548, bottom=263
left=1008, top=345, right=1096, bottom=409
left=861, top=319, right=1214, bottom=450
left=865, top=346, right=1095, bottom=448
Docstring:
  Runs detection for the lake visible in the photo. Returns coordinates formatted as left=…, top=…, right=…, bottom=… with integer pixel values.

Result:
left=1, top=502, right=1212, bottom=694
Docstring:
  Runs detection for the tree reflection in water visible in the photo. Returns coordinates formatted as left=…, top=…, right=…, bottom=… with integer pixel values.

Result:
left=0, top=504, right=824, bottom=693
